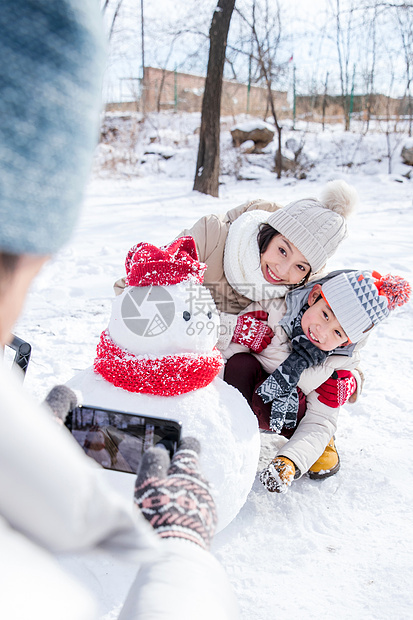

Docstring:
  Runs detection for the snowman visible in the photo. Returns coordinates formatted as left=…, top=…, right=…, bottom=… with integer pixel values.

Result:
left=67, top=237, right=261, bottom=532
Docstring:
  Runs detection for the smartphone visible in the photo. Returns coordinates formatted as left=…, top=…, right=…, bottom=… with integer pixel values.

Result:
left=3, top=335, right=31, bottom=375
left=65, top=405, right=182, bottom=475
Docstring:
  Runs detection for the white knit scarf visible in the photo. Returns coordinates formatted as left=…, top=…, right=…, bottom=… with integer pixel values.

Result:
left=223, top=210, right=288, bottom=302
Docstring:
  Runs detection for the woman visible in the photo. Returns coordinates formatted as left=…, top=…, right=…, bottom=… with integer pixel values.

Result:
left=0, top=2, right=237, bottom=619
left=176, top=180, right=361, bottom=479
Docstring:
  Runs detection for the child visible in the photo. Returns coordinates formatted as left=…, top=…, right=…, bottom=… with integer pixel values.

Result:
left=222, top=269, right=410, bottom=493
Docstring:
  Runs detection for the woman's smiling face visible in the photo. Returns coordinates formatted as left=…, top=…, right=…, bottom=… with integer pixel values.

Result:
left=260, top=234, right=311, bottom=285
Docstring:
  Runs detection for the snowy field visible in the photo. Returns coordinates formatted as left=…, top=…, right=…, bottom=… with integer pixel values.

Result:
left=12, top=114, right=413, bottom=619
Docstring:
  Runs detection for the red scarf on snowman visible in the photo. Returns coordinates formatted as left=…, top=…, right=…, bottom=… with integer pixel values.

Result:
left=94, top=237, right=224, bottom=396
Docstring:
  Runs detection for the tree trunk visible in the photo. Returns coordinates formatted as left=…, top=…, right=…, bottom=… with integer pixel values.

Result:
left=322, top=72, right=329, bottom=131
left=157, top=69, right=167, bottom=113
left=193, top=0, right=235, bottom=197
left=268, top=94, right=282, bottom=179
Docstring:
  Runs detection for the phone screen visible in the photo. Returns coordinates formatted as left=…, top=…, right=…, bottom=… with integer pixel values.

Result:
left=66, top=406, right=182, bottom=474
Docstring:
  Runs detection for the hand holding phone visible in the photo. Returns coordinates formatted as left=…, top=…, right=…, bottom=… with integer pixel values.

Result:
left=134, top=437, right=217, bottom=550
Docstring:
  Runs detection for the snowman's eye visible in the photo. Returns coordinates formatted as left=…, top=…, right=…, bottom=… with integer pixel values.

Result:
left=183, top=311, right=191, bottom=321
left=207, top=311, right=212, bottom=319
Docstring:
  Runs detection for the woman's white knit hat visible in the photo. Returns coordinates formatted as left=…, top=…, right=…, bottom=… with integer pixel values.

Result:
left=267, top=180, right=358, bottom=272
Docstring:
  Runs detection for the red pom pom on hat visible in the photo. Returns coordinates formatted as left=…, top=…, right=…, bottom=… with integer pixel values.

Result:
left=372, top=271, right=411, bottom=311
left=125, top=236, right=207, bottom=287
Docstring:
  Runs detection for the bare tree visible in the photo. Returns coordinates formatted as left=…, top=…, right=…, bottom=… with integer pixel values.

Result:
left=360, top=2, right=379, bottom=132
left=234, top=0, right=286, bottom=177
left=193, top=0, right=235, bottom=197
left=322, top=71, right=329, bottom=130
left=101, top=0, right=124, bottom=41
left=395, top=3, right=413, bottom=136
left=149, top=29, right=209, bottom=113
left=382, top=76, right=404, bottom=174
left=332, top=0, right=358, bottom=131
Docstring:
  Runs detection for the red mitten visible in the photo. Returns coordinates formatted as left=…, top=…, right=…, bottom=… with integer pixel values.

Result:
left=315, top=370, right=357, bottom=408
left=232, top=311, right=274, bottom=353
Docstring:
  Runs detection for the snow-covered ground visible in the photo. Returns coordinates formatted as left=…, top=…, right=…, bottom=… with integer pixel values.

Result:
left=12, top=113, right=413, bottom=619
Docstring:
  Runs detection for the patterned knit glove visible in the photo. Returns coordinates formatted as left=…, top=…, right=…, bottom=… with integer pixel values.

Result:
left=44, top=385, right=78, bottom=424
left=256, top=320, right=329, bottom=433
left=134, top=437, right=217, bottom=550
left=232, top=311, right=274, bottom=353
left=257, top=376, right=301, bottom=433
left=259, top=456, right=296, bottom=494
left=315, top=370, right=357, bottom=408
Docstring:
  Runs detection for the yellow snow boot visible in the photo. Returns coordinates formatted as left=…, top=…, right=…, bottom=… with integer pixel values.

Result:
left=308, top=437, right=340, bottom=480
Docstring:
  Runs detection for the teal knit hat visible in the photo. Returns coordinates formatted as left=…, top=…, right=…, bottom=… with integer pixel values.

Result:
left=0, top=0, right=105, bottom=255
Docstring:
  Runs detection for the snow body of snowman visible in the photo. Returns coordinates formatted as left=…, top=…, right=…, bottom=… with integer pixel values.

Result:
left=67, top=237, right=261, bottom=532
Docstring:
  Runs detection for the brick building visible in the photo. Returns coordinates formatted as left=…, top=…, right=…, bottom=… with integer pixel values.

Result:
left=107, top=66, right=290, bottom=118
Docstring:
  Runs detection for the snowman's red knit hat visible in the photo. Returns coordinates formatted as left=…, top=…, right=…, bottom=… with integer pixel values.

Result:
left=125, top=236, right=207, bottom=287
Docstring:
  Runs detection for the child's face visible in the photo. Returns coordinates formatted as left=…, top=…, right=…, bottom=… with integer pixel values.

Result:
left=301, top=285, right=349, bottom=351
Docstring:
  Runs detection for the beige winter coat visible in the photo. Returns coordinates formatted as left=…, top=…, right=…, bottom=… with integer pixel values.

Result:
left=114, top=199, right=282, bottom=312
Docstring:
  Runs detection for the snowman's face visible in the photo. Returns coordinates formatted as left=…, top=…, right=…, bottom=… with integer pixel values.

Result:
left=108, top=282, right=220, bottom=356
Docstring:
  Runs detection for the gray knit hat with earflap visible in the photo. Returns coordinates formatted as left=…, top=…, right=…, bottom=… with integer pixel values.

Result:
left=267, top=180, right=358, bottom=273
left=321, top=270, right=411, bottom=344
left=0, top=0, right=105, bottom=256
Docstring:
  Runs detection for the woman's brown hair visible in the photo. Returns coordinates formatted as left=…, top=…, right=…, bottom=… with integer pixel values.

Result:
left=0, top=252, right=20, bottom=276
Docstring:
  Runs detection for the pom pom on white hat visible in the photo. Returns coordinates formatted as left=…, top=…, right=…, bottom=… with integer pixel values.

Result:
left=267, top=180, right=358, bottom=273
